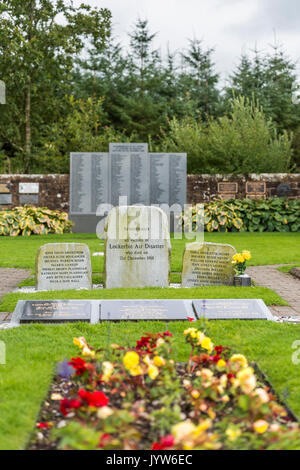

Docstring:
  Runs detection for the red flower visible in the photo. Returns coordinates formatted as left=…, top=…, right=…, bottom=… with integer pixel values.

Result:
left=60, top=398, right=82, bottom=416
left=152, top=434, right=174, bottom=450
left=136, top=336, right=152, bottom=350
left=162, top=331, right=173, bottom=337
left=36, top=422, right=51, bottom=429
left=78, top=389, right=109, bottom=407
left=227, top=373, right=236, bottom=380
left=187, top=317, right=194, bottom=322
left=211, top=354, right=221, bottom=363
left=214, top=345, right=224, bottom=355
left=99, top=433, right=111, bottom=448
left=69, top=357, right=88, bottom=376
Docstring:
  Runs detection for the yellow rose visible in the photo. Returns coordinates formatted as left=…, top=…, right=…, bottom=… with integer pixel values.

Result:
left=242, top=250, right=251, bottom=261
left=230, top=354, right=248, bottom=369
left=253, top=420, right=269, bottom=434
left=237, top=254, right=245, bottom=263
left=154, top=356, right=165, bottom=367
left=237, top=367, right=256, bottom=393
left=232, top=254, right=239, bottom=262
left=123, top=351, right=140, bottom=370
left=148, top=364, right=159, bottom=380
left=184, top=328, right=197, bottom=336
left=201, top=337, right=214, bottom=353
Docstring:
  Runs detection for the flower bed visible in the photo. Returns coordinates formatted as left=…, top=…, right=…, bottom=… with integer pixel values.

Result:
left=30, top=328, right=300, bottom=450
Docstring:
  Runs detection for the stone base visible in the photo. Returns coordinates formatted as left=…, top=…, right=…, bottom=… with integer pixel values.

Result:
left=234, top=275, right=252, bottom=287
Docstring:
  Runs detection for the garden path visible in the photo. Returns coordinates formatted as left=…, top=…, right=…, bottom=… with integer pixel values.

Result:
left=247, top=265, right=300, bottom=319
left=0, top=268, right=31, bottom=322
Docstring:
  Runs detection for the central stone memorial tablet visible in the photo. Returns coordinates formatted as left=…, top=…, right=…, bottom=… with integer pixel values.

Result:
left=20, top=300, right=91, bottom=323
left=100, top=300, right=190, bottom=321
left=104, top=206, right=171, bottom=288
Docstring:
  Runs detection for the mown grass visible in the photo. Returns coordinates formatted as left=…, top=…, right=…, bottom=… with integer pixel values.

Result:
left=0, top=285, right=288, bottom=313
left=0, top=232, right=299, bottom=273
left=0, top=321, right=300, bottom=450
left=277, top=265, right=300, bottom=274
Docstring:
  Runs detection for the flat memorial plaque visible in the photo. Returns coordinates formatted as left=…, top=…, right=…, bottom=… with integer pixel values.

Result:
left=100, top=300, right=190, bottom=321
left=0, top=183, right=10, bottom=193
left=217, top=182, right=238, bottom=193
left=19, top=194, right=39, bottom=205
left=193, top=299, right=273, bottom=320
left=246, top=182, right=266, bottom=194
left=20, top=300, right=91, bottom=323
left=0, top=194, right=12, bottom=205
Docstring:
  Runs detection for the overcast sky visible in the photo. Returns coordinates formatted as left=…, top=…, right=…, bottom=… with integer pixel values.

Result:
left=75, top=0, right=300, bottom=84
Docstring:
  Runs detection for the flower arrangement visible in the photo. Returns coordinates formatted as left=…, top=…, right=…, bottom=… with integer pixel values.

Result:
left=232, top=250, right=251, bottom=276
left=34, top=327, right=300, bottom=450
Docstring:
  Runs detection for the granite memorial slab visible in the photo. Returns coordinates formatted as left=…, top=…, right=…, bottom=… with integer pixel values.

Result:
left=217, top=182, right=238, bottom=193
left=100, top=299, right=191, bottom=321
left=19, top=300, right=91, bottom=323
left=182, top=242, right=236, bottom=287
left=36, top=243, right=92, bottom=291
left=193, top=299, right=274, bottom=320
left=104, top=205, right=171, bottom=288
left=70, top=152, right=110, bottom=215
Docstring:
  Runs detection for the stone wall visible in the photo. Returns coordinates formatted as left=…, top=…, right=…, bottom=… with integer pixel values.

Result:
left=0, top=173, right=299, bottom=212
left=187, top=174, right=300, bottom=204
left=0, top=174, right=69, bottom=211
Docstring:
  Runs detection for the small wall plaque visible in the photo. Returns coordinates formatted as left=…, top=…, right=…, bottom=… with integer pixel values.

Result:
left=19, top=195, right=39, bottom=205
left=0, top=183, right=10, bottom=193
left=246, top=182, right=266, bottom=194
left=19, top=183, right=39, bottom=194
left=219, top=193, right=236, bottom=200
left=246, top=194, right=266, bottom=200
left=0, top=194, right=12, bottom=205
left=217, top=182, right=238, bottom=193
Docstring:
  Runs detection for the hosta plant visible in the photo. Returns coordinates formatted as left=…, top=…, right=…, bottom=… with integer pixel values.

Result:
left=0, top=205, right=73, bottom=236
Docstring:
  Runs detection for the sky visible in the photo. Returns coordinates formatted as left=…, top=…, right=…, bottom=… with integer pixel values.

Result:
left=75, top=0, right=300, bottom=85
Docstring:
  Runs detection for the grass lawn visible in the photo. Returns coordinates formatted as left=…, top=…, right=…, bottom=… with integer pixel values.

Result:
left=0, top=320, right=300, bottom=450
left=0, top=286, right=288, bottom=313
left=0, top=232, right=299, bottom=273
left=277, top=265, right=300, bottom=273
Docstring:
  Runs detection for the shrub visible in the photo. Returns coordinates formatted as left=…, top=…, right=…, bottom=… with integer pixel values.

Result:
left=157, top=97, right=293, bottom=174
left=0, top=205, right=73, bottom=236
left=180, top=198, right=300, bottom=233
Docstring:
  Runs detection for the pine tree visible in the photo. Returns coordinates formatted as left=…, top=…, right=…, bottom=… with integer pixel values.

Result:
left=179, top=39, right=220, bottom=120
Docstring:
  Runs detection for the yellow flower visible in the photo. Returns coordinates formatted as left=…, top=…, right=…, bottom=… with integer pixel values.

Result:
left=82, top=346, right=95, bottom=358
left=172, top=421, right=195, bottom=442
left=123, top=351, right=140, bottom=370
left=201, top=337, right=214, bottom=353
left=196, top=331, right=205, bottom=344
left=230, top=354, right=248, bottom=369
left=129, top=365, right=143, bottom=376
left=154, top=356, right=165, bottom=367
left=237, top=367, right=256, bottom=393
left=217, top=359, right=226, bottom=368
left=143, top=355, right=151, bottom=366
left=97, top=406, right=113, bottom=419
left=73, top=336, right=87, bottom=349
left=242, top=250, right=251, bottom=261
left=148, top=364, right=159, bottom=380
left=226, top=427, right=241, bottom=442
left=191, top=390, right=200, bottom=399
left=237, top=254, right=245, bottom=263
left=102, top=361, right=114, bottom=382
left=253, top=420, right=269, bottom=434
left=193, top=419, right=211, bottom=436
left=184, top=328, right=197, bottom=336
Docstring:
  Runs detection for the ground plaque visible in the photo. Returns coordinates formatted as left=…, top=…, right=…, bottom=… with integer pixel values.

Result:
left=100, top=300, right=190, bottom=321
left=36, top=243, right=92, bottom=291
left=193, top=299, right=273, bottom=320
left=104, top=206, right=171, bottom=288
left=20, top=300, right=91, bottom=323
left=182, top=242, right=236, bottom=287
left=0, top=194, right=12, bottom=205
